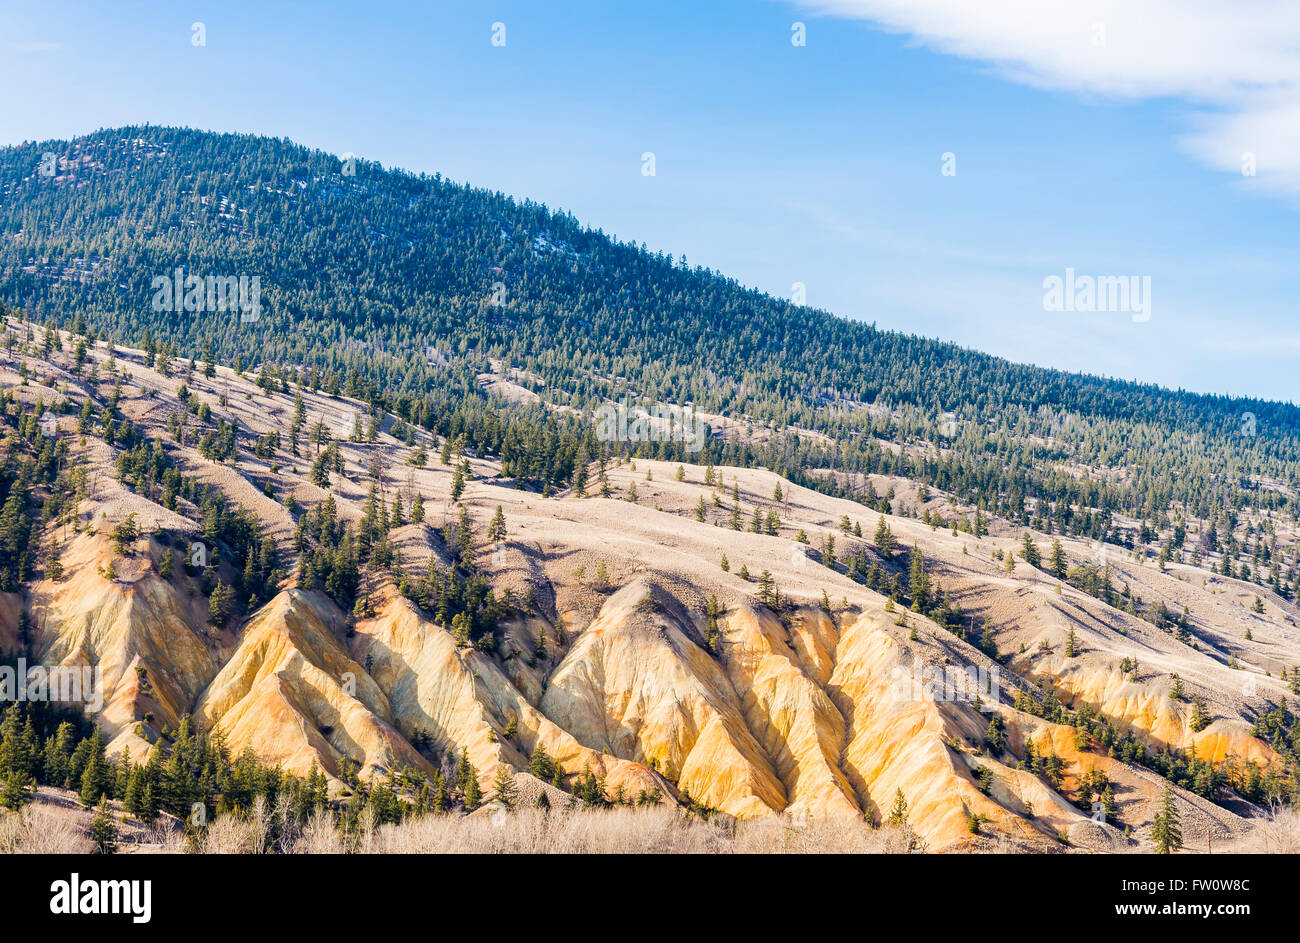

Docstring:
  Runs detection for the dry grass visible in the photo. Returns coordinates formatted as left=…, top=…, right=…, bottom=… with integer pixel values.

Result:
left=0, top=802, right=94, bottom=854
left=1226, top=807, right=1300, bottom=853
left=8, top=795, right=1292, bottom=854
left=196, top=796, right=309, bottom=854
left=196, top=807, right=272, bottom=854
left=0, top=796, right=185, bottom=854
left=289, top=807, right=918, bottom=855
left=134, top=822, right=188, bottom=854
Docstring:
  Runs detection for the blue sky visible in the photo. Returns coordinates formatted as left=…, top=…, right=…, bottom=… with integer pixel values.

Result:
left=1, top=0, right=1297, bottom=403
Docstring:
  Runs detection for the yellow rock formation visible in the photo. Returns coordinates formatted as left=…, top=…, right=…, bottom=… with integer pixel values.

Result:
left=195, top=588, right=430, bottom=782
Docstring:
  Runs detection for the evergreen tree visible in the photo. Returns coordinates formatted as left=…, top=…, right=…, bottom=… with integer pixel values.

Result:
left=1188, top=695, right=1211, bottom=732
left=908, top=545, right=931, bottom=612
left=705, top=594, right=721, bottom=652
left=1169, top=674, right=1186, bottom=701
left=486, top=505, right=507, bottom=541
left=77, top=728, right=108, bottom=806
left=1150, top=785, right=1182, bottom=854
left=1049, top=539, right=1067, bottom=579
left=1021, top=531, right=1041, bottom=568
left=886, top=788, right=908, bottom=826
left=464, top=770, right=482, bottom=809
left=90, top=797, right=119, bottom=853
left=490, top=765, right=518, bottom=810
left=873, top=517, right=894, bottom=558
left=527, top=745, right=555, bottom=782
left=0, top=769, right=32, bottom=809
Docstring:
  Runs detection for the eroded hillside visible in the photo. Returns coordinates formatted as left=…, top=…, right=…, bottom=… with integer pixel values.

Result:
left=3, top=321, right=1298, bottom=852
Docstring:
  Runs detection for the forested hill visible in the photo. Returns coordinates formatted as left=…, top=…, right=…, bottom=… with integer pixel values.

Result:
left=0, top=126, right=1297, bottom=526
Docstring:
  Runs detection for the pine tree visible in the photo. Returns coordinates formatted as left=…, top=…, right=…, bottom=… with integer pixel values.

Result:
left=91, top=797, right=119, bottom=854
left=0, top=769, right=32, bottom=809
left=1021, top=532, right=1041, bottom=568
left=573, top=451, right=589, bottom=496
left=1049, top=539, right=1067, bottom=579
left=527, top=745, right=554, bottom=782
left=139, top=782, right=158, bottom=822
left=756, top=569, right=777, bottom=609
left=1102, top=784, right=1118, bottom=821
left=123, top=765, right=144, bottom=815
left=72, top=727, right=109, bottom=807
left=79, top=754, right=104, bottom=806
left=455, top=747, right=475, bottom=800
left=874, top=516, right=894, bottom=558
left=490, top=766, right=517, bottom=810
left=487, top=505, right=506, bottom=541
left=886, top=788, right=908, bottom=826
left=908, top=545, right=931, bottom=612
left=1188, top=695, right=1210, bottom=732
left=705, top=594, right=721, bottom=652
left=209, top=580, right=235, bottom=626
left=464, top=769, right=482, bottom=809
left=0, top=708, right=35, bottom=781
left=42, top=721, right=75, bottom=787
left=1150, top=785, right=1182, bottom=854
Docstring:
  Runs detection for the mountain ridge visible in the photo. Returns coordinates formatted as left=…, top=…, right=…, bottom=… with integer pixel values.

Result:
left=4, top=127, right=1298, bottom=554
left=0, top=319, right=1294, bottom=852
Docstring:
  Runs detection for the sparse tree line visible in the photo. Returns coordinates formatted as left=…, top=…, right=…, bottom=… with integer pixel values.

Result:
left=1, top=124, right=1299, bottom=849
left=2, top=127, right=1298, bottom=599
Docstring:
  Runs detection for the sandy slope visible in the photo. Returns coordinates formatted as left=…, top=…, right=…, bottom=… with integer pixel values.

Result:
left=5, top=323, right=1297, bottom=851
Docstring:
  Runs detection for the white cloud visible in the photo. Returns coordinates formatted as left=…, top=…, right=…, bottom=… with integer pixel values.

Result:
left=796, top=1, right=1300, bottom=195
